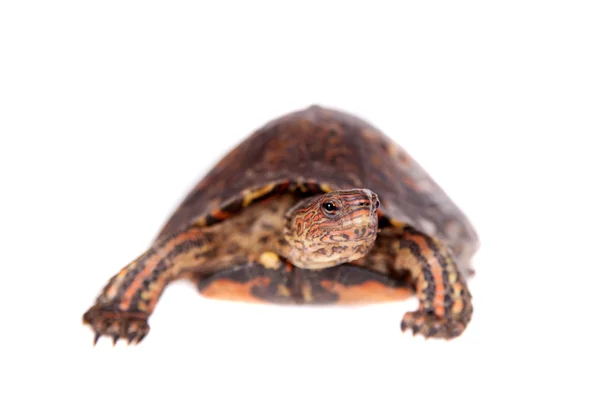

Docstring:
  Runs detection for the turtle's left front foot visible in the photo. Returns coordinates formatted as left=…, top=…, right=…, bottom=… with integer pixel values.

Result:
left=389, top=227, right=474, bottom=339
left=401, top=306, right=472, bottom=339
left=401, top=282, right=473, bottom=339
left=83, top=304, right=150, bottom=345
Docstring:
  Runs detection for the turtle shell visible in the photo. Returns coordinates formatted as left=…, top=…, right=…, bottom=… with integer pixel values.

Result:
left=157, top=105, right=478, bottom=271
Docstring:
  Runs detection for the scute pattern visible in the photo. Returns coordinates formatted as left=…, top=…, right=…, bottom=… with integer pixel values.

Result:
left=157, top=105, right=478, bottom=273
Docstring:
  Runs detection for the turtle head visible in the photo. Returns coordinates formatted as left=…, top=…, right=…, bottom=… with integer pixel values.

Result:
left=282, top=189, right=380, bottom=269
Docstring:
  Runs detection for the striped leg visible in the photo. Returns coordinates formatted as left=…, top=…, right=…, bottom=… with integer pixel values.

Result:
left=83, top=226, right=222, bottom=345
left=385, top=225, right=473, bottom=339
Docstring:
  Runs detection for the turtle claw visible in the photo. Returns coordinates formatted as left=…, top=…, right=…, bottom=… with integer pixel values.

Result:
left=83, top=305, right=150, bottom=346
left=126, top=331, right=138, bottom=345
left=401, top=309, right=469, bottom=339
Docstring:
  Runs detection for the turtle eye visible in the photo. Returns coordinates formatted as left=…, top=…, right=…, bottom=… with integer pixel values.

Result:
left=321, top=201, right=339, bottom=216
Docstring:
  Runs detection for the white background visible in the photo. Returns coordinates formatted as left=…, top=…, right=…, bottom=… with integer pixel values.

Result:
left=1, top=1, right=599, bottom=399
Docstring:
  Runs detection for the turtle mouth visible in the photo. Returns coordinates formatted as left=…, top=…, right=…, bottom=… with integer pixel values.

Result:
left=348, top=210, right=379, bottom=239
left=367, top=212, right=379, bottom=235
left=341, top=211, right=377, bottom=231
left=338, top=190, right=380, bottom=235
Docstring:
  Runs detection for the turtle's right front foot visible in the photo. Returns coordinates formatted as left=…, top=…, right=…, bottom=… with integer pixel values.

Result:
left=83, top=304, right=150, bottom=345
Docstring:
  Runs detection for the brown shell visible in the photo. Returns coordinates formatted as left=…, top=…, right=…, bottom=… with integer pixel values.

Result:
left=157, top=105, right=478, bottom=269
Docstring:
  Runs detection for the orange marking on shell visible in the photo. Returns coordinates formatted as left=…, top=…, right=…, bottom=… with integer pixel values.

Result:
left=211, top=209, right=232, bottom=220
left=397, top=152, right=412, bottom=166
left=242, top=183, right=277, bottom=207
left=318, top=183, right=333, bottom=193
left=401, top=177, right=422, bottom=191
left=199, top=278, right=270, bottom=303
left=120, top=228, right=203, bottom=310
left=321, top=280, right=412, bottom=304
left=193, top=216, right=208, bottom=227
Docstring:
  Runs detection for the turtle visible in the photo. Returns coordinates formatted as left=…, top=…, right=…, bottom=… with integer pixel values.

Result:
left=83, top=105, right=479, bottom=344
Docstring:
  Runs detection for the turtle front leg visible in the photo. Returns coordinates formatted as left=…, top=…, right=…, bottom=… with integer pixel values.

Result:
left=396, top=226, right=472, bottom=339
left=83, top=226, right=219, bottom=345
left=362, top=224, right=473, bottom=339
